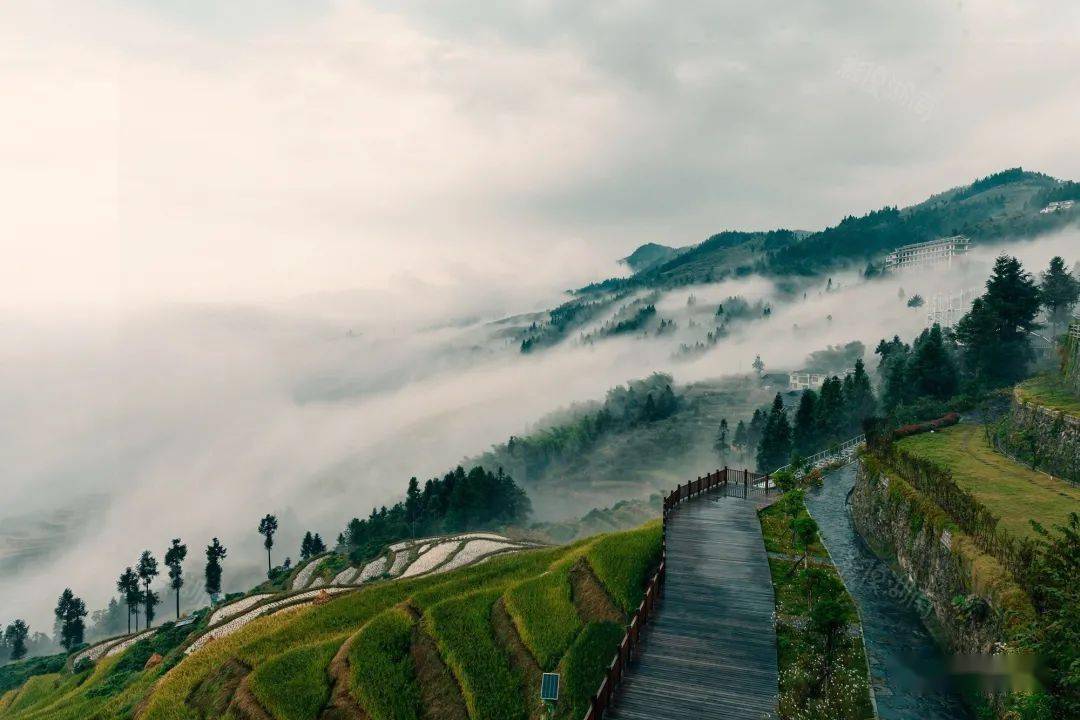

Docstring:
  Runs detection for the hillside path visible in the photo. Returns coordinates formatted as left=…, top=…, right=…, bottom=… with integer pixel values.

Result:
left=607, top=492, right=778, bottom=720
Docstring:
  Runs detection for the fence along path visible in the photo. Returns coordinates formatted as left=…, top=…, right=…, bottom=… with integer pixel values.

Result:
left=584, top=469, right=779, bottom=720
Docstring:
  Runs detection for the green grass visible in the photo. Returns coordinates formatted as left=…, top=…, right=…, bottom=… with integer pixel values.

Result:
left=1016, top=374, right=1080, bottom=416
left=2, top=523, right=660, bottom=720
left=503, top=565, right=582, bottom=669
left=897, top=423, right=1080, bottom=538
left=423, top=590, right=524, bottom=720
left=758, top=501, right=828, bottom=558
left=248, top=639, right=339, bottom=720
left=557, top=621, right=624, bottom=720
left=0, top=656, right=66, bottom=696
left=4, top=676, right=60, bottom=716
left=348, top=607, right=421, bottom=720
left=585, top=520, right=662, bottom=613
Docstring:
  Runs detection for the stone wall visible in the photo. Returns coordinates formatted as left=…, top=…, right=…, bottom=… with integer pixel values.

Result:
left=850, top=459, right=1030, bottom=654
left=995, top=390, right=1080, bottom=483
left=1065, top=321, right=1080, bottom=393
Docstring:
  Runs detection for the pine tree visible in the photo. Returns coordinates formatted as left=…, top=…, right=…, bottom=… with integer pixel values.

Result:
left=748, top=409, right=766, bottom=451
left=205, top=538, right=228, bottom=601
left=116, top=567, right=140, bottom=634
left=164, top=539, right=187, bottom=620
left=137, top=550, right=159, bottom=628
left=1040, top=256, right=1080, bottom=335
left=311, top=533, right=326, bottom=554
left=714, top=419, right=730, bottom=463
left=756, top=394, right=792, bottom=471
left=300, top=531, right=314, bottom=561
left=906, top=324, right=959, bottom=400
left=792, top=390, right=819, bottom=456
left=843, top=358, right=877, bottom=431
left=258, top=514, right=279, bottom=575
left=3, top=620, right=29, bottom=661
left=733, top=420, right=748, bottom=454
left=404, top=477, right=423, bottom=533
left=956, top=255, right=1041, bottom=386
left=54, top=589, right=88, bottom=651
left=815, top=376, right=845, bottom=442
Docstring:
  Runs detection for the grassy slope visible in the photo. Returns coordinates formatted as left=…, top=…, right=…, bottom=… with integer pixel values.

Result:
left=1, top=524, right=661, bottom=720
left=1015, top=374, right=1080, bottom=416
left=897, top=423, right=1080, bottom=538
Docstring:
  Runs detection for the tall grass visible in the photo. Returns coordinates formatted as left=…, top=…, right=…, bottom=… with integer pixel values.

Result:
left=585, top=521, right=662, bottom=612
left=424, top=590, right=525, bottom=720
left=557, top=621, right=624, bottom=720
left=348, top=608, right=421, bottom=720
left=248, top=639, right=340, bottom=720
left=503, top=565, right=581, bottom=670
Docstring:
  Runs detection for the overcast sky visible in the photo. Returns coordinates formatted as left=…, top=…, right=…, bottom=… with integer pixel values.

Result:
left=1, top=0, right=1078, bottom=317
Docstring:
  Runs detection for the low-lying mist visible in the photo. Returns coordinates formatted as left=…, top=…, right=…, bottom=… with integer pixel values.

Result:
left=1, top=229, right=1075, bottom=632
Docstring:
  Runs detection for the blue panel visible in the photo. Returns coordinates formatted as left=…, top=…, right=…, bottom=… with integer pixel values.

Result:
left=540, top=672, right=560, bottom=701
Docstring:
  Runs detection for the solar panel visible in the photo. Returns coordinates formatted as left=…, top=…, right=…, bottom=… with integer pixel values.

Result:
left=539, top=672, right=560, bottom=701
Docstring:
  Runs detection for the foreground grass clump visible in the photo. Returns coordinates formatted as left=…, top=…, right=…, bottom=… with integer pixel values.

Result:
left=0, top=655, right=66, bottom=697
left=585, top=520, right=662, bottom=612
left=424, top=589, right=525, bottom=720
left=897, top=423, right=1080, bottom=538
left=503, top=564, right=581, bottom=669
left=348, top=607, right=421, bottom=720
left=249, top=638, right=339, bottom=720
left=557, top=621, right=624, bottom=720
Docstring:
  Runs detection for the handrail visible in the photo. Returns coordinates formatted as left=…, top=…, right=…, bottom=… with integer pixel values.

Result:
left=772, top=434, right=865, bottom=477
left=582, top=467, right=772, bottom=720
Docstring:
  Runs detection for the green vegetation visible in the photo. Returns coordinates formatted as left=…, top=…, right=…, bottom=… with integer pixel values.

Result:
left=424, top=589, right=524, bottom=720
left=348, top=608, right=421, bottom=720
left=584, top=520, right=662, bottom=613
left=557, top=622, right=624, bottom=720
left=759, top=496, right=874, bottom=720
left=897, top=424, right=1080, bottom=539
left=503, top=565, right=581, bottom=670
left=341, top=465, right=531, bottom=565
left=1015, top=374, right=1080, bottom=416
left=0, top=522, right=660, bottom=720
left=249, top=639, right=339, bottom=720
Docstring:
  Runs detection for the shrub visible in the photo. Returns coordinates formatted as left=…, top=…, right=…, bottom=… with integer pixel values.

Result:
left=348, top=607, right=421, bottom=720
left=893, top=412, right=960, bottom=439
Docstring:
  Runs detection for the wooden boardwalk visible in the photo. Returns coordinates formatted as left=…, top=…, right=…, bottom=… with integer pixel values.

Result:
left=606, top=491, right=778, bottom=720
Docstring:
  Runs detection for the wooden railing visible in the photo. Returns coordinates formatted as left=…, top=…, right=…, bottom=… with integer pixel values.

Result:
left=582, top=467, right=772, bottom=720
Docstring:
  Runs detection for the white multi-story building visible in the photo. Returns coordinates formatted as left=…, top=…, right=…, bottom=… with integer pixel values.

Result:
left=789, top=371, right=827, bottom=391
left=1040, top=200, right=1075, bottom=214
left=884, top=235, right=972, bottom=271
left=926, top=288, right=979, bottom=328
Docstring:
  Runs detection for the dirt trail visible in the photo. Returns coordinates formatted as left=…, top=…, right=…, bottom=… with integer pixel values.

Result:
left=491, top=598, right=545, bottom=720
left=570, top=560, right=623, bottom=623
left=409, top=611, right=468, bottom=720
left=319, top=631, right=370, bottom=720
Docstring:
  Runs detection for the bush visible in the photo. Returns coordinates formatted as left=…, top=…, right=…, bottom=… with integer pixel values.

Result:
left=348, top=607, right=421, bottom=720
left=893, top=411, right=960, bottom=439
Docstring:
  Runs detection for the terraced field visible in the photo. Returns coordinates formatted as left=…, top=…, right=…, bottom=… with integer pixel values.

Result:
left=0, top=522, right=661, bottom=720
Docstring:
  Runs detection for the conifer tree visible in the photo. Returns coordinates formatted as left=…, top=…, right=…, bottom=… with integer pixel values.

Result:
left=54, top=589, right=87, bottom=651
left=205, top=538, right=228, bottom=601
left=3, top=620, right=29, bottom=661
left=905, top=324, right=959, bottom=400
left=116, top=567, right=140, bottom=633
left=300, top=531, right=314, bottom=561
left=756, top=393, right=792, bottom=471
left=258, top=514, right=279, bottom=575
left=956, top=255, right=1041, bottom=387
left=792, top=390, right=818, bottom=456
left=164, top=539, right=187, bottom=620
left=1040, top=256, right=1080, bottom=335
left=137, top=551, right=159, bottom=628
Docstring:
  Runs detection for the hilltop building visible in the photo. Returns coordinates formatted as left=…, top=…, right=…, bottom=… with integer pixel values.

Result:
left=884, top=235, right=971, bottom=271
left=789, top=371, right=827, bottom=391
left=1040, top=200, right=1075, bottom=214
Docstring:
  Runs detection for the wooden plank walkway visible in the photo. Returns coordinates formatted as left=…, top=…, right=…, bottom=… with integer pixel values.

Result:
left=606, top=491, right=778, bottom=720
